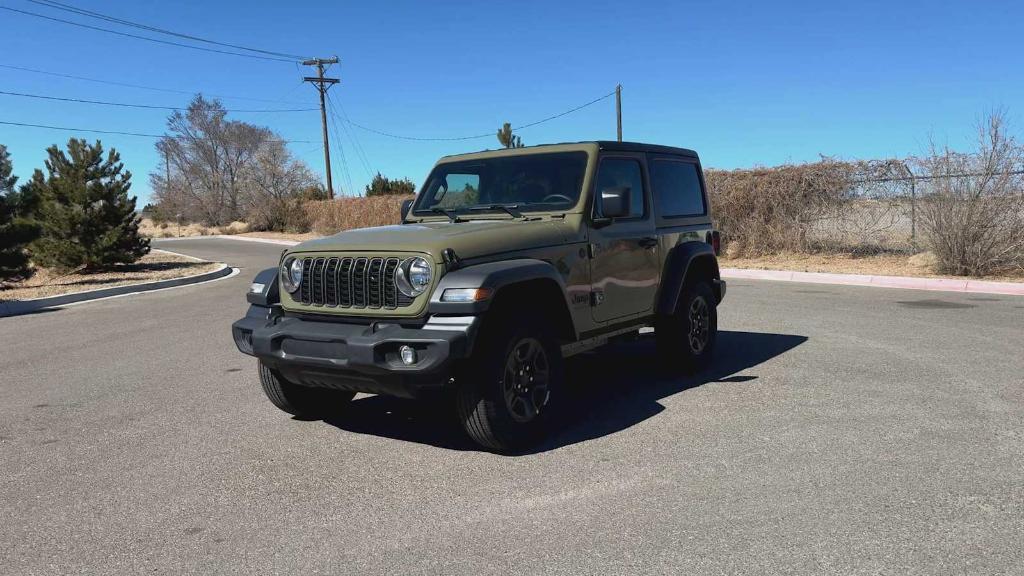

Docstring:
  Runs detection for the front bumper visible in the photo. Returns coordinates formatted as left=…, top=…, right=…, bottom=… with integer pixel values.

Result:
left=231, top=305, right=477, bottom=398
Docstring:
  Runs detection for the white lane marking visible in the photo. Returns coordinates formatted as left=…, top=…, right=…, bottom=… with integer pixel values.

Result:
left=153, top=235, right=300, bottom=246
left=150, top=247, right=207, bottom=262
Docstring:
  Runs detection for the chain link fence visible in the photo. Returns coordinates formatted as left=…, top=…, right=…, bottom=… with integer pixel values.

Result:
left=708, top=158, right=1024, bottom=261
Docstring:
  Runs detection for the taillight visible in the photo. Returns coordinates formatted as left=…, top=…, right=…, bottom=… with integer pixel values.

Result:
left=710, top=231, right=721, bottom=255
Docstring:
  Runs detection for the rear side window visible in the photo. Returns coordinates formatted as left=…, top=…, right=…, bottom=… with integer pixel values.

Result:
left=650, top=160, right=705, bottom=218
left=595, top=158, right=645, bottom=218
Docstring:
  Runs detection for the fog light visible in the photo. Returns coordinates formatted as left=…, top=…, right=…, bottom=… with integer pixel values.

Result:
left=399, top=345, right=417, bottom=366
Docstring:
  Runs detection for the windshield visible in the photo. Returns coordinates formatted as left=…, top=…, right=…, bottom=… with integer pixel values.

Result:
left=412, top=152, right=588, bottom=215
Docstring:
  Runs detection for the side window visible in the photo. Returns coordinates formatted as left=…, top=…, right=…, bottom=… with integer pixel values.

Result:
left=595, top=158, right=645, bottom=218
left=650, top=160, right=705, bottom=217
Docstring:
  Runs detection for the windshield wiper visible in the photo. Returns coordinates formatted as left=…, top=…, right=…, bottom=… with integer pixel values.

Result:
left=430, top=207, right=462, bottom=223
left=468, top=204, right=524, bottom=219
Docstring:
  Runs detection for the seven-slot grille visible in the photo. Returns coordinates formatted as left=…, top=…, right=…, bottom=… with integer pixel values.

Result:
left=297, top=256, right=414, bottom=309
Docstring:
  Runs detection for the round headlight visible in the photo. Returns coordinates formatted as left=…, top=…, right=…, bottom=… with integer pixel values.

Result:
left=280, top=256, right=302, bottom=293
left=397, top=257, right=432, bottom=297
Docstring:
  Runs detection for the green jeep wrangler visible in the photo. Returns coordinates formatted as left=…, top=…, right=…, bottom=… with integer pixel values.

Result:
left=232, top=141, right=725, bottom=452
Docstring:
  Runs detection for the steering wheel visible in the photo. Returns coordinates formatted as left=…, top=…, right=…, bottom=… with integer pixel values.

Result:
left=541, top=193, right=573, bottom=204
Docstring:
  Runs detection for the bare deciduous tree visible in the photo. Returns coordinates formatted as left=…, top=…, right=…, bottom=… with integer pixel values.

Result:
left=151, top=95, right=314, bottom=229
left=243, top=141, right=319, bottom=231
left=917, top=111, right=1024, bottom=275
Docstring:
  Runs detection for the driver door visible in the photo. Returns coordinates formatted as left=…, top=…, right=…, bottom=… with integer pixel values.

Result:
left=588, top=154, right=660, bottom=324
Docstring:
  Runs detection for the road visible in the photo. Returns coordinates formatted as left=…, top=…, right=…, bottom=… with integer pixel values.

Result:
left=1, top=237, right=1022, bottom=575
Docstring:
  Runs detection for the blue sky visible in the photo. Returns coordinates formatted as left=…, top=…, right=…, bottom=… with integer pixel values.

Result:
left=1, top=0, right=1022, bottom=206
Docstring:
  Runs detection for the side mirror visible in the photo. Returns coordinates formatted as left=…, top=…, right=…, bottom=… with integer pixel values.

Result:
left=400, top=199, right=414, bottom=221
left=600, top=186, right=631, bottom=219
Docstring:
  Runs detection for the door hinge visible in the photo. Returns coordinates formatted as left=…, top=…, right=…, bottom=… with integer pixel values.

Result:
left=590, top=290, right=605, bottom=306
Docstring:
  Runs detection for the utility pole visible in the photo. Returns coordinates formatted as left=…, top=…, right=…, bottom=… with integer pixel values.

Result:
left=615, top=84, right=622, bottom=142
left=303, top=57, right=340, bottom=199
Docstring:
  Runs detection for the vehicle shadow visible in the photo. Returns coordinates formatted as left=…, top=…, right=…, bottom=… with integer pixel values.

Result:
left=320, top=330, right=808, bottom=454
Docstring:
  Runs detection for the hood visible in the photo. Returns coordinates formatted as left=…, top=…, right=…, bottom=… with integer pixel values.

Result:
left=291, top=218, right=576, bottom=262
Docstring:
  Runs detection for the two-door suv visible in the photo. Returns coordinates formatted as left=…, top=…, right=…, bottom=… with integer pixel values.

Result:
left=232, top=141, right=725, bottom=452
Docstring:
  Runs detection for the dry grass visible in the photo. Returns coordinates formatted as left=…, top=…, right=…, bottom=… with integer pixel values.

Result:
left=722, top=250, right=1024, bottom=282
left=240, top=230, right=320, bottom=242
left=0, top=250, right=221, bottom=302
left=304, top=195, right=412, bottom=235
left=138, top=218, right=250, bottom=238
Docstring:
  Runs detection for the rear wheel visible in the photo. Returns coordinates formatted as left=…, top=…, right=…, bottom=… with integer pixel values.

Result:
left=456, top=314, right=564, bottom=452
left=258, top=361, right=355, bottom=419
left=656, top=280, right=717, bottom=371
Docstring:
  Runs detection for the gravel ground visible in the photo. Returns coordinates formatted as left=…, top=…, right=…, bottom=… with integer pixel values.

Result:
left=724, top=251, right=1024, bottom=282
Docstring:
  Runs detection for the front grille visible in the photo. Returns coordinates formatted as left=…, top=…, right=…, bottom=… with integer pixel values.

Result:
left=297, top=256, right=414, bottom=309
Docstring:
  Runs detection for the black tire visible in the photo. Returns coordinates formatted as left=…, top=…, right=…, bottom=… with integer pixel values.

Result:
left=456, top=313, right=564, bottom=453
left=258, top=361, right=355, bottom=419
left=656, top=280, right=717, bottom=372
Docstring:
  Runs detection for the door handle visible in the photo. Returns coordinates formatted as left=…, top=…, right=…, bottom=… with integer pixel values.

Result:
left=638, top=237, right=658, bottom=249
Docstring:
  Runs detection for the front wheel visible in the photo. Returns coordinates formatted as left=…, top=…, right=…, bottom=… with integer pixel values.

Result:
left=258, top=361, right=354, bottom=419
left=456, top=315, right=564, bottom=452
left=656, top=281, right=718, bottom=372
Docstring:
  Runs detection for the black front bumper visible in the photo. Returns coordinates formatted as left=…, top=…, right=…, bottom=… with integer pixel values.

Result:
left=232, top=305, right=475, bottom=399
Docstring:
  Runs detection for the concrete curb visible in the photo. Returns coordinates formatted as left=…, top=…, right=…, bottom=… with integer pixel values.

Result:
left=0, top=263, right=234, bottom=318
left=721, top=268, right=1024, bottom=297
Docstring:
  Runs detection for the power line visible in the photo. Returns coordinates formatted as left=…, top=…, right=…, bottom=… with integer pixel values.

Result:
left=0, top=5, right=296, bottom=63
left=346, top=122, right=492, bottom=142
left=327, top=94, right=375, bottom=178
left=514, top=89, right=618, bottom=131
left=325, top=99, right=355, bottom=196
left=330, top=97, right=375, bottom=176
left=0, top=120, right=316, bottom=144
left=0, top=63, right=312, bottom=105
left=26, top=0, right=310, bottom=61
left=0, top=89, right=318, bottom=113
left=345, top=89, right=618, bottom=142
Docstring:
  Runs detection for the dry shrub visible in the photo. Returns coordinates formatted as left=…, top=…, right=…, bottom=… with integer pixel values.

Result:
left=246, top=197, right=318, bottom=233
left=304, top=195, right=414, bottom=235
left=706, top=160, right=855, bottom=256
left=139, top=215, right=252, bottom=237
left=219, top=221, right=251, bottom=235
left=917, top=111, right=1024, bottom=276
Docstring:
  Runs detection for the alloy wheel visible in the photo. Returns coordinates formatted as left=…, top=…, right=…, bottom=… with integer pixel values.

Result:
left=501, top=337, right=551, bottom=423
left=688, top=295, right=710, bottom=354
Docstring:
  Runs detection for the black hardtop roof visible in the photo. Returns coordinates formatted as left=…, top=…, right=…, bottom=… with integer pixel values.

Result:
left=592, top=140, right=698, bottom=158
left=441, top=141, right=698, bottom=161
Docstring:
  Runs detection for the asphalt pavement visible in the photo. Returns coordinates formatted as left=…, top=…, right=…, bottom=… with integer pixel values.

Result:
left=1, top=237, right=1021, bottom=575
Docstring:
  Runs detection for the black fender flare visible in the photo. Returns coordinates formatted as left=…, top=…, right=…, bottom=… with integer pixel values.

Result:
left=428, top=258, right=570, bottom=317
left=656, top=242, right=721, bottom=316
left=246, top=267, right=280, bottom=306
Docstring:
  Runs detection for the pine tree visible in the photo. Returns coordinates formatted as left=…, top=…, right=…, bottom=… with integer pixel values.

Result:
left=365, top=172, right=417, bottom=196
left=0, top=144, right=41, bottom=282
left=497, top=122, right=524, bottom=149
left=28, top=139, right=149, bottom=272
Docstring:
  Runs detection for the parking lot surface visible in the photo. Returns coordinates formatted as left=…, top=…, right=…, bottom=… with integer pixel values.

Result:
left=1, top=238, right=1021, bottom=575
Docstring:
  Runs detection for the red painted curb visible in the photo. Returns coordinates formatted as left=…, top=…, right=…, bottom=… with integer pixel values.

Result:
left=721, top=268, right=1024, bottom=296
